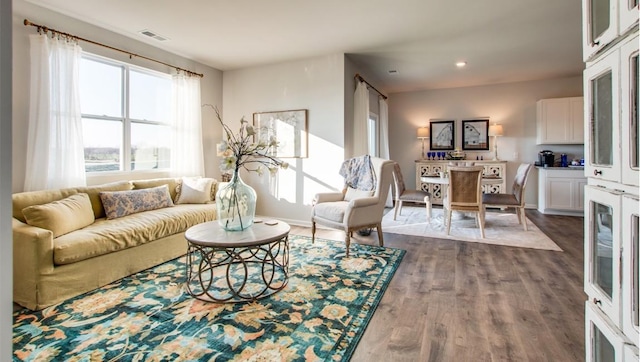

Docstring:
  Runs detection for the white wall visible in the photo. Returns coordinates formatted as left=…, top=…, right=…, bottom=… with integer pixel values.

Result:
left=1, top=0, right=12, bottom=357
left=223, top=54, right=346, bottom=225
left=11, top=2, right=223, bottom=192
left=388, top=76, right=583, bottom=207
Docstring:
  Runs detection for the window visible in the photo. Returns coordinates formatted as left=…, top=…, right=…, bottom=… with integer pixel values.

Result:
left=80, top=54, right=171, bottom=173
left=368, top=113, right=379, bottom=157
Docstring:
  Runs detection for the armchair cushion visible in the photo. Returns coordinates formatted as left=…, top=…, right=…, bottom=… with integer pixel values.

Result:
left=313, top=201, right=348, bottom=223
left=344, top=187, right=374, bottom=201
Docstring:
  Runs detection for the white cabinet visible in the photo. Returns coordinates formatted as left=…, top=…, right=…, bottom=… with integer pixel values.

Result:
left=586, top=302, right=636, bottom=361
left=536, top=97, right=585, bottom=145
left=585, top=186, right=623, bottom=326
left=620, top=37, right=639, bottom=187
left=582, top=0, right=639, bottom=61
left=537, top=168, right=587, bottom=215
left=415, top=160, right=506, bottom=205
left=621, top=195, right=639, bottom=344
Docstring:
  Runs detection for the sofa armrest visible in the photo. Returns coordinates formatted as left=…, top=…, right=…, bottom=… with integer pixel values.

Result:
left=13, top=217, right=55, bottom=276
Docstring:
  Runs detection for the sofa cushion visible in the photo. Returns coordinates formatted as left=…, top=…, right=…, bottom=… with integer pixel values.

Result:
left=53, top=204, right=216, bottom=265
left=175, top=177, right=216, bottom=204
left=75, top=181, right=133, bottom=219
left=132, top=178, right=180, bottom=201
left=100, top=185, right=174, bottom=219
left=22, top=193, right=95, bottom=238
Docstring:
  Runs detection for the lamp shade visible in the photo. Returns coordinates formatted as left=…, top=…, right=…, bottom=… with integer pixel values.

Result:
left=417, top=127, right=430, bottom=139
left=489, top=124, right=504, bottom=137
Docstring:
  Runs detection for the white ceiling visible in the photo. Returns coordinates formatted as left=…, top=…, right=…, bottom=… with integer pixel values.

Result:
left=19, top=0, right=584, bottom=94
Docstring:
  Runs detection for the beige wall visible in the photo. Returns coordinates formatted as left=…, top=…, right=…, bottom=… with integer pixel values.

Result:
left=223, top=54, right=347, bottom=225
left=11, top=2, right=223, bottom=192
left=388, top=76, right=584, bottom=207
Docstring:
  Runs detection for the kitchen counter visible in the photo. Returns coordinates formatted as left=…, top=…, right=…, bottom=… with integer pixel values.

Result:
left=537, top=167, right=587, bottom=216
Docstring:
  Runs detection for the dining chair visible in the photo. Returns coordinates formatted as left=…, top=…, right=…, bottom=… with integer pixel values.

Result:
left=392, top=162, right=431, bottom=221
left=482, top=163, right=533, bottom=231
left=443, top=166, right=485, bottom=238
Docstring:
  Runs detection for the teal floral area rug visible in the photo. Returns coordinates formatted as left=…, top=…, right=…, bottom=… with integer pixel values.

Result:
left=13, top=235, right=405, bottom=361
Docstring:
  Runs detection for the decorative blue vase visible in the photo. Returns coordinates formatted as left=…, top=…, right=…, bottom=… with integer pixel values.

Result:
left=216, top=170, right=257, bottom=231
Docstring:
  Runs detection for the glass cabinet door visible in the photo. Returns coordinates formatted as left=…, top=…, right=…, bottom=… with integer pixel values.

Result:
left=585, top=49, right=622, bottom=183
left=619, top=0, right=639, bottom=34
left=582, top=0, right=618, bottom=60
left=622, top=195, right=639, bottom=344
left=586, top=302, right=629, bottom=362
left=621, top=35, right=639, bottom=187
left=585, top=186, right=622, bottom=326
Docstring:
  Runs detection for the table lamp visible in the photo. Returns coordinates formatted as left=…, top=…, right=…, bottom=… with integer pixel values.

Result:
left=417, top=127, right=430, bottom=159
left=488, top=124, right=503, bottom=160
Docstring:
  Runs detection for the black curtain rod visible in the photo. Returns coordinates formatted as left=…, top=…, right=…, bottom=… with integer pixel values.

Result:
left=354, top=73, right=387, bottom=100
left=23, top=19, right=204, bottom=78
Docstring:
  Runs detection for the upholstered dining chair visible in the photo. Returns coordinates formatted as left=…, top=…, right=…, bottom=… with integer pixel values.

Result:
left=443, top=166, right=485, bottom=238
left=311, top=157, right=395, bottom=257
left=392, top=163, right=432, bottom=221
left=482, top=163, right=533, bottom=231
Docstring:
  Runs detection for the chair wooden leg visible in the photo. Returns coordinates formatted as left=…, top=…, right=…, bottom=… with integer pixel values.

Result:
left=394, top=201, right=403, bottom=220
left=478, top=211, right=485, bottom=238
left=376, top=223, right=384, bottom=247
left=311, top=221, right=316, bottom=243
left=520, top=207, right=528, bottom=231
left=446, top=209, right=452, bottom=235
left=424, top=196, right=432, bottom=222
left=345, top=233, right=351, bottom=257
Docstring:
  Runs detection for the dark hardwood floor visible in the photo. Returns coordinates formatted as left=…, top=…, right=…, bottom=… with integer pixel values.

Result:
left=292, top=209, right=585, bottom=362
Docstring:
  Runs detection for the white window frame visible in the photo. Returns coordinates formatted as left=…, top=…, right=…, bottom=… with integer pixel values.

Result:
left=80, top=53, right=172, bottom=176
left=368, top=112, right=379, bottom=157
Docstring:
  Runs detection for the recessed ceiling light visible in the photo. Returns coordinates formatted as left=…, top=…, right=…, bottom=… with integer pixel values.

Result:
left=456, top=61, right=467, bottom=68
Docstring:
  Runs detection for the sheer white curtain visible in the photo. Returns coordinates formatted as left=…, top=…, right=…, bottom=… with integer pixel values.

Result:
left=378, top=96, right=390, bottom=159
left=170, top=74, right=204, bottom=177
left=353, top=80, right=369, bottom=157
left=24, top=34, right=85, bottom=191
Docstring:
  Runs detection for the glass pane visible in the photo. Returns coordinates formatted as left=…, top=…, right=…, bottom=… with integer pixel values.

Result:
left=131, top=123, right=171, bottom=171
left=590, top=0, right=610, bottom=42
left=593, top=325, right=615, bottom=362
left=633, top=214, right=639, bottom=327
left=83, top=118, right=122, bottom=172
left=592, top=202, right=614, bottom=298
left=368, top=117, right=377, bottom=156
left=80, top=58, right=123, bottom=117
left=592, top=71, right=613, bottom=165
left=129, top=69, right=171, bottom=123
left=632, top=54, right=639, bottom=168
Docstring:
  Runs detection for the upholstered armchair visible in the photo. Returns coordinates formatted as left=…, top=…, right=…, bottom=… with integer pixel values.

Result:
left=311, top=157, right=395, bottom=257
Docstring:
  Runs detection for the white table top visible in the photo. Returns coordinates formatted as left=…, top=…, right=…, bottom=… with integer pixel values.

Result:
left=420, top=176, right=502, bottom=185
left=185, top=220, right=290, bottom=247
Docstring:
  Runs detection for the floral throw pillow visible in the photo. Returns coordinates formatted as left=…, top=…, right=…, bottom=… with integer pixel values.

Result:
left=99, top=185, right=174, bottom=219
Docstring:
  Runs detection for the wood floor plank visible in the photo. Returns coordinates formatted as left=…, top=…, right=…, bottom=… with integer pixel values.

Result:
left=292, top=209, right=586, bottom=361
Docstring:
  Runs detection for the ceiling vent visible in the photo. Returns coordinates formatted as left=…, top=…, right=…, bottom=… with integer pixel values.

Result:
left=388, top=70, right=399, bottom=75
left=138, top=29, right=169, bottom=42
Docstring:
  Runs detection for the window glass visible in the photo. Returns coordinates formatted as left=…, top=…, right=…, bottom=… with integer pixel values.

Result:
left=592, top=202, right=614, bottom=299
left=130, top=69, right=171, bottom=122
left=80, top=58, right=122, bottom=117
left=591, top=71, right=613, bottom=166
left=632, top=54, right=639, bottom=168
left=368, top=114, right=378, bottom=157
left=593, top=325, right=615, bottom=361
left=590, top=0, right=610, bottom=42
left=82, top=118, right=122, bottom=172
left=131, top=123, right=171, bottom=171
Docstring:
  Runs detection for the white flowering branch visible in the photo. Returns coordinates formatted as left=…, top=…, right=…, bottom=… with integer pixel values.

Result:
left=203, top=104, right=289, bottom=176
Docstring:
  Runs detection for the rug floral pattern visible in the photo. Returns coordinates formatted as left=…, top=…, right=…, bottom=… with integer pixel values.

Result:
left=13, top=235, right=405, bottom=361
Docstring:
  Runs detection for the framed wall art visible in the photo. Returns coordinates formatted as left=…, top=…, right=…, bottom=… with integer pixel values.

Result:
left=461, top=119, right=489, bottom=151
left=429, top=120, right=455, bottom=151
left=253, top=109, right=308, bottom=158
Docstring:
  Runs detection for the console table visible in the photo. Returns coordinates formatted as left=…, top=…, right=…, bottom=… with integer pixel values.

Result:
left=415, top=160, right=507, bottom=205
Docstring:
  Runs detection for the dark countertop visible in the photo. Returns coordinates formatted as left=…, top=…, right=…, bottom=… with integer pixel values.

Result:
left=536, top=166, right=584, bottom=170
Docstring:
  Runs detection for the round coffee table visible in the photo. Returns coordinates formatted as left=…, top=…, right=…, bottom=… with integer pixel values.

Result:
left=184, top=220, right=290, bottom=303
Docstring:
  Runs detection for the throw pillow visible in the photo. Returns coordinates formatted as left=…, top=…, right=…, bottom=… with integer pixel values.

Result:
left=344, top=187, right=374, bottom=201
left=22, top=193, right=95, bottom=238
left=175, top=177, right=216, bottom=204
left=100, top=185, right=174, bottom=219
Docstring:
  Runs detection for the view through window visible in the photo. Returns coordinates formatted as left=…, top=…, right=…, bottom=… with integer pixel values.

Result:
left=80, top=54, right=171, bottom=173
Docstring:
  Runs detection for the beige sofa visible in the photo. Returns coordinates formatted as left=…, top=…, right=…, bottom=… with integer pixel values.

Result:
left=12, top=177, right=218, bottom=310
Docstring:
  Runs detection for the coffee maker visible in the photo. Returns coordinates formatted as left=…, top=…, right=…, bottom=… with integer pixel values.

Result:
left=538, top=150, right=555, bottom=167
